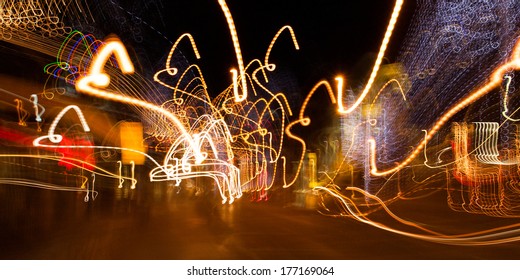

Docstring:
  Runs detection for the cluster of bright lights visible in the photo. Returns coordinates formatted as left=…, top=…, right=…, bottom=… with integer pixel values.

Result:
left=0, top=0, right=66, bottom=40
left=449, top=121, right=520, bottom=217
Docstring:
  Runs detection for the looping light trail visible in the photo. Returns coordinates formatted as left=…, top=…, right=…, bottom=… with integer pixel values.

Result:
left=264, top=25, right=300, bottom=73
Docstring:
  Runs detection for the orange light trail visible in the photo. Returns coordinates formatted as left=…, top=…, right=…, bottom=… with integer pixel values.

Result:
left=337, top=0, right=404, bottom=115
left=218, top=0, right=248, bottom=102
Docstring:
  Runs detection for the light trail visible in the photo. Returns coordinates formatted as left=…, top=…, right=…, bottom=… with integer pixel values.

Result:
left=218, top=0, right=248, bottom=102
left=336, top=0, right=404, bottom=114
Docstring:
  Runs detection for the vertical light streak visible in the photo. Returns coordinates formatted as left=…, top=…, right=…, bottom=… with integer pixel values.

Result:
left=30, top=94, right=44, bottom=122
left=474, top=122, right=500, bottom=165
left=85, top=173, right=96, bottom=202
left=117, top=160, right=124, bottom=188
left=502, top=75, right=519, bottom=121
left=218, top=0, right=248, bottom=102
left=14, top=99, right=28, bottom=126
left=335, top=76, right=345, bottom=112
left=130, top=160, right=136, bottom=189
left=230, top=68, right=239, bottom=101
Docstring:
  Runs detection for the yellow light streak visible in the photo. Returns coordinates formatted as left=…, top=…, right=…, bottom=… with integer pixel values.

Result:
left=501, top=75, right=519, bottom=121
left=14, top=98, right=28, bottom=126
left=316, top=186, right=520, bottom=245
left=165, top=33, right=201, bottom=76
left=337, top=0, right=404, bottom=114
left=264, top=25, right=300, bottom=73
left=75, top=36, right=206, bottom=164
left=218, top=0, right=248, bottom=102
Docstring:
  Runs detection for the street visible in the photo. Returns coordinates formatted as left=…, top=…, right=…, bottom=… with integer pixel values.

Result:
left=0, top=175, right=519, bottom=260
